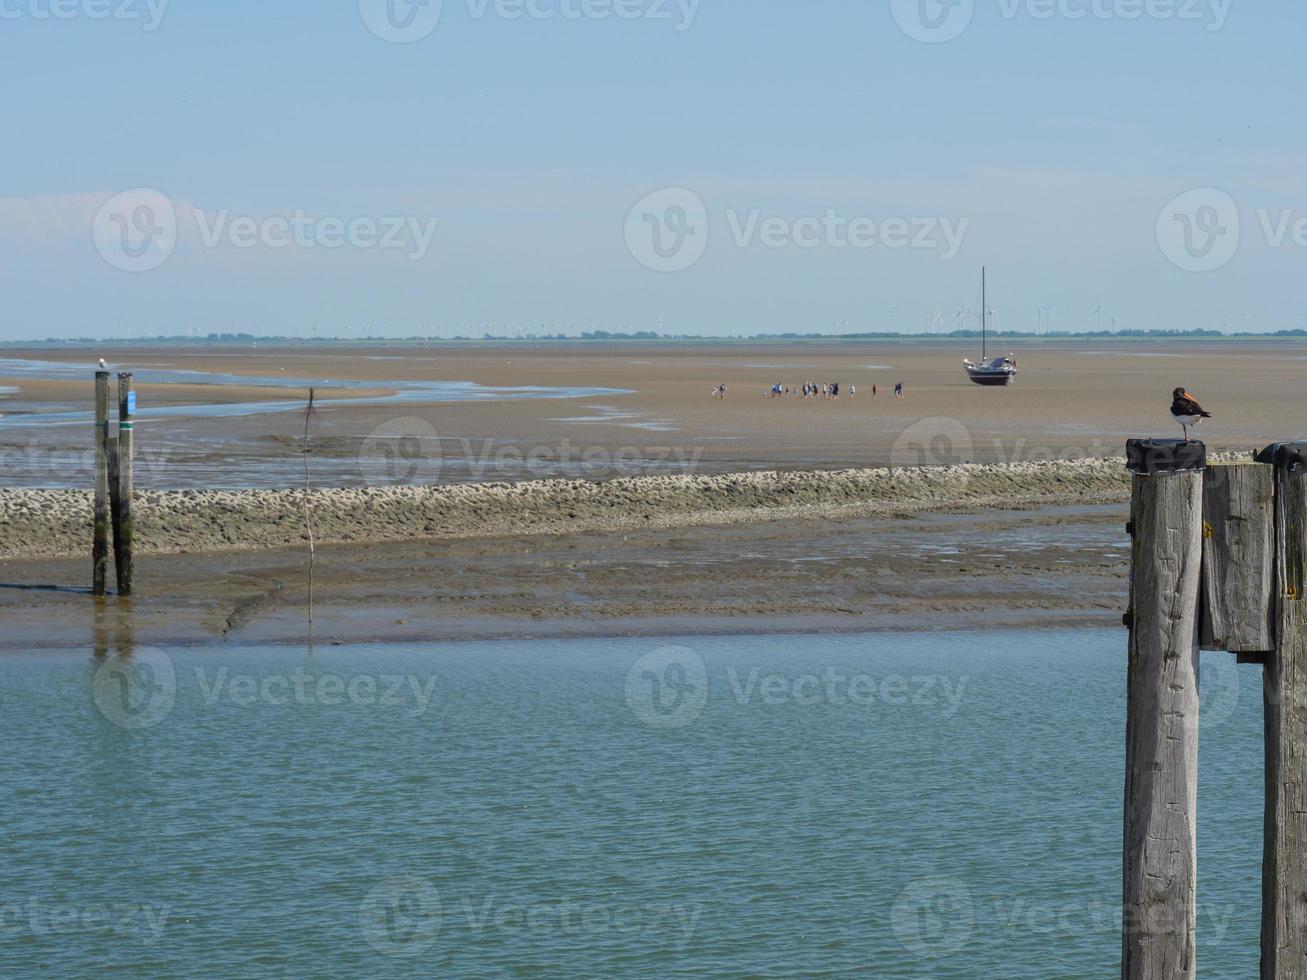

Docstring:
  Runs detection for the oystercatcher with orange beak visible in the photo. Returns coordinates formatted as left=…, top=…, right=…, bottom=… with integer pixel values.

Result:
left=1171, top=387, right=1211, bottom=442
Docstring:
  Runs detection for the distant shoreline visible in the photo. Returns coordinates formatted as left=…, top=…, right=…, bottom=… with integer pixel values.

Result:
left=5, top=331, right=1307, bottom=349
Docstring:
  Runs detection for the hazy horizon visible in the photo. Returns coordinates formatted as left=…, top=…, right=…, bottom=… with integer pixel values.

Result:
left=3, top=0, right=1301, bottom=340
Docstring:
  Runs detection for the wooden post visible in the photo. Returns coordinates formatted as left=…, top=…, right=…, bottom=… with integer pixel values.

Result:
left=1263, top=443, right=1307, bottom=978
left=113, top=373, right=135, bottom=596
left=1201, top=461, right=1275, bottom=656
left=93, top=371, right=111, bottom=597
left=1122, top=439, right=1205, bottom=980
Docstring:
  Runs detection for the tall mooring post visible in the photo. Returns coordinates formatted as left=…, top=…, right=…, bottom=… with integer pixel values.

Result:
left=1262, top=443, right=1307, bottom=978
left=112, top=372, right=135, bottom=596
left=1125, top=439, right=1307, bottom=978
left=92, top=370, right=136, bottom=597
left=92, top=370, right=111, bottom=596
left=1123, top=439, right=1205, bottom=980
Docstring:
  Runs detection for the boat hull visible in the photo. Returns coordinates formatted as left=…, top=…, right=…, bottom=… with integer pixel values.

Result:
left=963, top=363, right=1017, bottom=386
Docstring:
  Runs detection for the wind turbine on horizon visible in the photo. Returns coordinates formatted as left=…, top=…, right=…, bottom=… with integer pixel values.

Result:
left=1091, top=300, right=1108, bottom=332
left=1038, top=305, right=1055, bottom=334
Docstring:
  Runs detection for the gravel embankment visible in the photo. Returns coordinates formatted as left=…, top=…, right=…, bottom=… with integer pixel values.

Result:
left=0, top=458, right=1152, bottom=560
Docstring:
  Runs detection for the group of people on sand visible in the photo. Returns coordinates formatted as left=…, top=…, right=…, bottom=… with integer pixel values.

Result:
left=757, top=381, right=905, bottom=400
left=765, top=382, right=846, bottom=399
left=712, top=380, right=907, bottom=400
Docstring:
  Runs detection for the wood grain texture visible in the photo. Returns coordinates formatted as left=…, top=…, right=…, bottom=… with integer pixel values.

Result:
left=1263, top=464, right=1307, bottom=979
left=92, top=371, right=110, bottom=597
left=1124, top=470, right=1203, bottom=980
left=113, top=373, right=134, bottom=596
left=1201, top=462, right=1275, bottom=653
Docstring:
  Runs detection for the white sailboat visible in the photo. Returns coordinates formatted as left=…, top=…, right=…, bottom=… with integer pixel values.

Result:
left=963, top=267, right=1018, bottom=386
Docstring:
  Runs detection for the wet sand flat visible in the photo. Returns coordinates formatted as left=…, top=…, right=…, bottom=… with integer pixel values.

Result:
left=0, top=339, right=1299, bottom=488
left=0, top=504, right=1129, bottom=651
left=0, top=339, right=1279, bottom=646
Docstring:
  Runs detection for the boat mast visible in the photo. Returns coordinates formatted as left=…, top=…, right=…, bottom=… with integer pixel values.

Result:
left=981, top=266, right=987, bottom=361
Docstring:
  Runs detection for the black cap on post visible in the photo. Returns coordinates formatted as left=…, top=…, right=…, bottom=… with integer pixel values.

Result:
left=1126, top=439, right=1206, bottom=475
left=1256, top=443, right=1307, bottom=469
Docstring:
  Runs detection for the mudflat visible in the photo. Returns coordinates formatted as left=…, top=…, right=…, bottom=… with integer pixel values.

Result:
left=0, top=338, right=1285, bottom=646
left=0, top=339, right=1293, bottom=488
left=0, top=504, right=1129, bottom=650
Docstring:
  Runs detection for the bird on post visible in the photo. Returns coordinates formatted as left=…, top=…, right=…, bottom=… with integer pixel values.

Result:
left=1170, top=387, right=1211, bottom=442
left=98, top=358, right=107, bottom=371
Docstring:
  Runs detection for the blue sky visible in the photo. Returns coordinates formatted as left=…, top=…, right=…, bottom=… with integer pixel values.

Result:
left=1, top=0, right=1303, bottom=338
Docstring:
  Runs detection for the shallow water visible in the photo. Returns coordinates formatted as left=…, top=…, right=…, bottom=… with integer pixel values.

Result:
left=0, top=357, right=630, bottom=428
left=0, top=357, right=643, bottom=489
left=0, top=630, right=1262, bottom=976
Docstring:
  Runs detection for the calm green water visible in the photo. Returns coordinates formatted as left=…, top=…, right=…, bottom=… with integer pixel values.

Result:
left=0, top=631, right=1263, bottom=977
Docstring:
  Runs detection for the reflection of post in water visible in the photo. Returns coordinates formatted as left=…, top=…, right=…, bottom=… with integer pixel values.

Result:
left=93, top=595, right=111, bottom=660
left=114, top=597, right=136, bottom=660
left=92, top=594, right=135, bottom=661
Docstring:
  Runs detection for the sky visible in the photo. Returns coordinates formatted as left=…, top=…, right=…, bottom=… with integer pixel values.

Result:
left=1, top=0, right=1303, bottom=339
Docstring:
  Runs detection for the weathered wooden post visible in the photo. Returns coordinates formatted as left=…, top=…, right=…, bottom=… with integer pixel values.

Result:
left=1261, top=442, right=1307, bottom=978
left=1122, top=439, right=1205, bottom=980
left=93, top=371, right=111, bottom=597
left=112, top=373, right=135, bottom=596
left=1201, top=460, right=1275, bottom=658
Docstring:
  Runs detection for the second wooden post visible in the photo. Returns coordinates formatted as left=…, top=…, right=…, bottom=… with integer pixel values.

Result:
left=1263, top=443, right=1307, bottom=978
left=112, top=372, right=135, bottom=596
left=93, top=370, right=111, bottom=596
left=1122, top=439, right=1205, bottom=980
